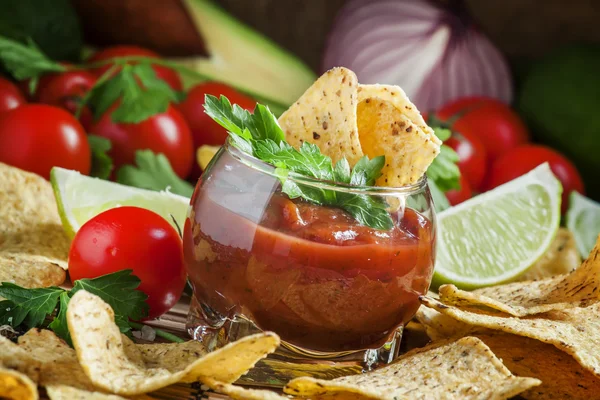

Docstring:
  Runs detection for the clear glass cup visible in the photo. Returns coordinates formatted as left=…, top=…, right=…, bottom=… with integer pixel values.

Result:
left=183, top=140, right=436, bottom=384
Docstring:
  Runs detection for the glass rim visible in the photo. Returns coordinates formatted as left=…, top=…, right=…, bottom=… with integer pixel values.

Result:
left=223, top=139, right=428, bottom=196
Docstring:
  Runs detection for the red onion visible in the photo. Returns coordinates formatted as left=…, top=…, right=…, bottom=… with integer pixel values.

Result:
left=323, top=0, right=512, bottom=111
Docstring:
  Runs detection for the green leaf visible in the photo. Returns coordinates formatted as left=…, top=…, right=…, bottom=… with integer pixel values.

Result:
left=0, top=36, right=66, bottom=81
left=116, top=150, right=194, bottom=197
left=432, top=126, right=452, bottom=142
left=204, top=95, right=284, bottom=142
left=427, top=145, right=461, bottom=192
left=337, top=194, right=393, bottom=231
left=48, top=292, right=71, bottom=346
left=429, top=179, right=451, bottom=212
left=0, top=283, right=63, bottom=328
left=0, top=299, right=27, bottom=327
left=87, top=63, right=177, bottom=124
left=333, top=158, right=351, bottom=184
left=350, top=156, right=385, bottom=187
left=88, top=135, right=113, bottom=179
left=71, top=270, right=149, bottom=333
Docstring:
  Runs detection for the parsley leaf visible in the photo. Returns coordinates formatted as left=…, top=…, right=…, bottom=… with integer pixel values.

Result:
left=88, top=135, right=113, bottom=179
left=0, top=284, right=63, bottom=328
left=71, top=270, right=149, bottom=333
left=429, top=179, right=451, bottom=212
left=0, top=36, right=65, bottom=81
left=204, top=95, right=394, bottom=230
left=48, top=292, right=71, bottom=345
left=432, top=126, right=452, bottom=142
left=116, top=150, right=194, bottom=197
left=427, top=145, right=460, bottom=192
left=87, top=63, right=177, bottom=124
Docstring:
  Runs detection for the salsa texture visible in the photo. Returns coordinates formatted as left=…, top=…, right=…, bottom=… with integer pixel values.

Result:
left=184, top=186, right=435, bottom=352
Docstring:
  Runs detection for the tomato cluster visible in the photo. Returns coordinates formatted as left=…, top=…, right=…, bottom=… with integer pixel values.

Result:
left=0, top=45, right=256, bottom=182
left=432, top=97, right=584, bottom=212
left=0, top=45, right=257, bottom=318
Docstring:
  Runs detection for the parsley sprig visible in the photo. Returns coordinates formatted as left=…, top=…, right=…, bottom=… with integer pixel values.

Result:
left=204, top=95, right=394, bottom=230
left=0, top=270, right=150, bottom=346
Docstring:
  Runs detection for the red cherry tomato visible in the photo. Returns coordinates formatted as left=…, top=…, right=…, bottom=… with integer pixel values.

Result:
left=88, top=46, right=182, bottom=91
left=437, top=97, right=530, bottom=163
left=68, top=207, right=186, bottom=319
left=36, top=70, right=97, bottom=131
left=445, top=130, right=488, bottom=192
left=487, top=145, right=584, bottom=213
left=445, top=174, right=473, bottom=206
left=0, top=104, right=90, bottom=179
left=91, top=104, right=194, bottom=179
left=177, top=82, right=256, bottom=180
left=0, top=78, right=26, bottom=113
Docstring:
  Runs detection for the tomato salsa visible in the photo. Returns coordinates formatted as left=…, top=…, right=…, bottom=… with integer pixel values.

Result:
left=184, top=181, right=435, bottom=352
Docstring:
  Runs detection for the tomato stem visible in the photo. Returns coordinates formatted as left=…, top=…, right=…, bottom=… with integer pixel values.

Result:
left=129, top=322, right=186, bottom=343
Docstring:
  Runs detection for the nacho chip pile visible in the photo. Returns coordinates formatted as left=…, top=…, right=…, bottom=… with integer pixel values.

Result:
left=278, top=67, right=440, bottom=187
left=417, top=236, right=600, bottom=399
left=0, top=163, right=69, bottom=289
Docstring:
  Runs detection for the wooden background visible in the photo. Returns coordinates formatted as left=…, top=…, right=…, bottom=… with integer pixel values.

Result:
left=74, top=0, right=600, bottom=71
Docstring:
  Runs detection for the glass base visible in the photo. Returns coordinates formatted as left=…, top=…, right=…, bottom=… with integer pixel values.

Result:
left=186, top=297, right=404, bottom=387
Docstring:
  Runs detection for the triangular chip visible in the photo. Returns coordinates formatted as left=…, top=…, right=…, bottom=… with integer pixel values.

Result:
left=415, top=305, right=475, bottom=341
left=421, top=296, right=600, bottom=377
left=0, top=163, right=68, bottom=288
left=203, top=377, right=290, bottom=400
left=475, top=332, right=600, bottom=400
left=357, top=98, right=439, bottom=186
left=0, top=336, right=40, bottom=382
left=0, top=367, right=38, bottom=400
left=278, top=67, right=364, bottom=166
left=357, top=84, right=441, bottom=147
left=67, top=290, right=280, bottom=395
left=517, top=227, right=580, bottom=281
left=437, top=236, right=600, bottom=316
left=284, top=336, right=539, bottom=399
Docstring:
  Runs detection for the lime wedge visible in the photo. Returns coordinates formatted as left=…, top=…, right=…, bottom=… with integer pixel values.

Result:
left=566, top=191, right=600, bottom=258
left=433, top=163, right=562, bottom=289
left=50, top=167, right=191, bottom=238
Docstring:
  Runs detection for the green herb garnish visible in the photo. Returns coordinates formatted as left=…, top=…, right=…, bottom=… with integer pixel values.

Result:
left=0, top=270, right=149, bottom=346
left=204, top=94, right=393, bottom=230
left=88, top=135, right=113, bottom=180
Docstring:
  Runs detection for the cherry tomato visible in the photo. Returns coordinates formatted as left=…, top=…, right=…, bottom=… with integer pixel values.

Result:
left=91, top=104, right=194, bottom=179
left=36, top=70, right=97, bottom=131
left=445, top=130, right=487, bottom=192
left=88, top=46, right=182, bottom=91
left=68, top=207, right=187, bottom=319
left=487, top=145, right=584, bottom=213
left=445, top=174, right=473, bottom=206
left=0, top=78, right=26, bottom=113
left=177, top=82, right=256, bottom=180
left=0, top=104, right=90, bottom=179
left=437, top=97, right=530, bottom=163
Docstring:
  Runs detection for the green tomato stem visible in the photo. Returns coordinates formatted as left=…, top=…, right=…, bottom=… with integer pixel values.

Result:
left=129, top=322, right=186, bottom=343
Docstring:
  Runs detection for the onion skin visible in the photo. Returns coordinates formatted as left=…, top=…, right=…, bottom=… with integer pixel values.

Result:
left=323, top=0, right=513, bottom=112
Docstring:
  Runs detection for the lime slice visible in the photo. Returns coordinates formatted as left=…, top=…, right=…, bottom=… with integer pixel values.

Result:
left=433, top=163, right=562, bottom=289
left=566, top=191, right=600, bottom=258
left=50, top=167, right=191, bottom=238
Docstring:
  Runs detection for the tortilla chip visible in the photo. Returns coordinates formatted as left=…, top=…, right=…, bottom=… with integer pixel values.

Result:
left=420, top=296, right=600, bottom=377
left=518, top=228, right=580, bottom=281
left=203, top=378, right=290, bottom=400
left=437, top=237, right=600, bottom=317
left=16, top=329, right=95, bottom=391
left=284, top=336, right=540, bottom=399
left=357, top=98, right=439, bottom=186
left=0, top=163, right=68, bottom=288
left=45, top=385, right=127, bottom=400
left=67, top=290, right=280, bottom=395
left=0, top=367, right=38, bottom=400
left=0, top=336, right=40, bottom=382
left=278, top=67, right=364, bottom=166
left=475, top=332, right=600, bottom=400
left=414, top=305, right=475, bottom=341
left=357, top=84, right=441, bottom=147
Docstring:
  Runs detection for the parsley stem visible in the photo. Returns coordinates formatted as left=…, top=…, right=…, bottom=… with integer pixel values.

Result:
left=74, top=63, right=121, bottom=119
left=129, top=322, right=186, bottom=343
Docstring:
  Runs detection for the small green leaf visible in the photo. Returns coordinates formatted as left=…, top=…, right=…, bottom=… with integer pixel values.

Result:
left=333, top=158, right=351, bottom=184
left=48, top=292, right=71, bottom=346
left=429, top=179, right=451, bottom=212
left=0, top=36, right=66, bottom=81
left=427, top=145, right=461, bottom=192
left=0, top=284, right=64, bottom=328
left=116, top=150, right=194, bottom=197
left=71, top=270, right=149, bottom=330
left=0, top=299, right=27, bottom=327
left=88, top=135, right=113, bottom=179
left=350, top=156, right=385, bottom=187
left=432, top=126, right=452, bottom=142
